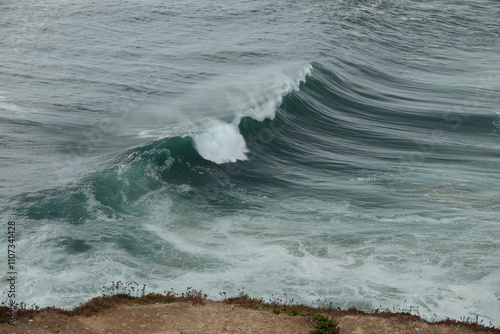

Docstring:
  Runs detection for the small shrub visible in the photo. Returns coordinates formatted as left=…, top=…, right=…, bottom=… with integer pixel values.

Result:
left=310, top=314, right=339, bottom=334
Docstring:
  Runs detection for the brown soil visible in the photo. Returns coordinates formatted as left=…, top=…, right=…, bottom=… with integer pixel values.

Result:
left=1, top=299, right=498, bottom=334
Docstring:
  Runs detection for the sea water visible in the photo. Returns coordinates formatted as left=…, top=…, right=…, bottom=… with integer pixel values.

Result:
left=1, top=0, right=499, bottom=325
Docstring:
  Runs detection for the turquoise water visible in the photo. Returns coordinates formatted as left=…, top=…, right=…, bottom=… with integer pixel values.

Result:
left=1, top=0, right=499, bottom=325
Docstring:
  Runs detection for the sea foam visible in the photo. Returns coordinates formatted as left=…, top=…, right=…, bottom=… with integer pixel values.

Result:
left=193, top=122, right=249, bottom=164
left=192, top=63, right=312, bottom=164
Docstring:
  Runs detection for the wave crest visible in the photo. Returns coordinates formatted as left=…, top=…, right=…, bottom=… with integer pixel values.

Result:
left=192, top=63, right=312, bottom=164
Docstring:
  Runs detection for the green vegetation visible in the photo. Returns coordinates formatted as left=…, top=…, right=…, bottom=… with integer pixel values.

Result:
left=310, top=314, right=339, bottom=334
left=271, top=306, right=305, bottom=316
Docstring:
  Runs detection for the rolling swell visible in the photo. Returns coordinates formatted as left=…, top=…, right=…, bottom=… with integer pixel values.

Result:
left=15, top=59, right=499, bottom=222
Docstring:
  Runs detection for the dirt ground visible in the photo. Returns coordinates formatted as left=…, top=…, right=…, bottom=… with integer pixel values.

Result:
left=1, top=300, right=497, bottom=334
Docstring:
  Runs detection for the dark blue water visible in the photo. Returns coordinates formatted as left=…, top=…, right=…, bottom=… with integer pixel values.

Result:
left=1, top=0, right=499, bottom=325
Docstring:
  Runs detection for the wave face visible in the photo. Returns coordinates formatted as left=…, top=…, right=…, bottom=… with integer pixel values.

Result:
left=192, top=64, right=311, bottom=163
left=1, top=0, right=500, bottom=326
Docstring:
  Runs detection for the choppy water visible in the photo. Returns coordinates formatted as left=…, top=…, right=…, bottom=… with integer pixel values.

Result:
left=1, top=0, right=500, bottom=325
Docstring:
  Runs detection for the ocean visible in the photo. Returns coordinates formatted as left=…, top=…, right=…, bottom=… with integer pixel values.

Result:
left=1, top=0, right=499, bottom=325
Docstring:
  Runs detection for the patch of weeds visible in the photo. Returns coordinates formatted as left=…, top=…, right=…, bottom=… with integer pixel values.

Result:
left=0, top=301, right=43, bottom=323
left=102, top=281, right=146, bottom=298
left=71, top=296, right=126, bottom=317
left=225, top=288, right=251, bottom=302
left=310, top=314, right=339, bottom=334
left=316, top=297, right=339, bottom=310
left=222, top=288, right=264, bottom=308
left=177, top=287, right=207, bottom=305
left=286, top=309, right=300, bottom=316
left=268, top=293, right=286, bottom=306
left=135, top=293, right=176, bottom=304
left=435, top=316, right=500, bottom=333
left=272, top=307, right=303, bottom=316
